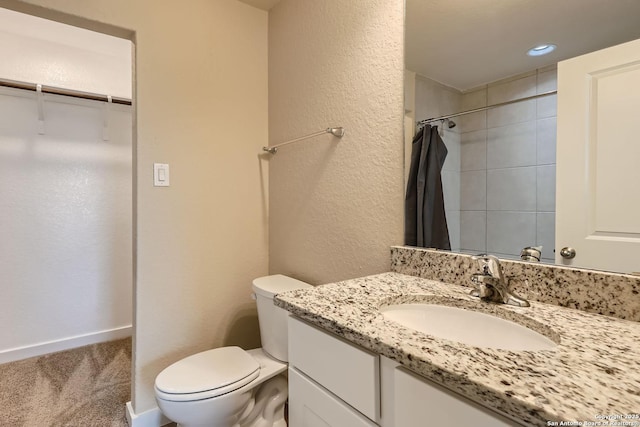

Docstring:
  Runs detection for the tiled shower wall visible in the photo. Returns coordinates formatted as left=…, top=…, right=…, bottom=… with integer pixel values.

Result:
left=411, top=67, right=557, bottom=261
left=459, top=67, right=557, bottom=261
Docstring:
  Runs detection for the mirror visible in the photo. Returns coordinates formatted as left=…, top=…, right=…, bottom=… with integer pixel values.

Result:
left=404, top=0, right=640, bottom=269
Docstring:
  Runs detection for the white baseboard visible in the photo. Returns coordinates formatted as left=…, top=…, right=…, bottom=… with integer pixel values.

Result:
left=126, top=401, right=171, bottom=427
left=0, top=325, right=132, bottom=364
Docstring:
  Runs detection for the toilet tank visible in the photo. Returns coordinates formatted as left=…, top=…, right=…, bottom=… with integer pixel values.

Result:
left=252, top=275, right=312, bottom=362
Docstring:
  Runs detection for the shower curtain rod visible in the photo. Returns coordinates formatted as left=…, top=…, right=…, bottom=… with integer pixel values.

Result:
left=0, top=78, right=132, bottom=106
left=263, top=127, right=345, bottom=154
left=417, top=90, right=557, bottom=128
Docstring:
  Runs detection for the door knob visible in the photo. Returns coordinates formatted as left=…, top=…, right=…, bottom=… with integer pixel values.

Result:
left=560, top=247, right=576, bottom=259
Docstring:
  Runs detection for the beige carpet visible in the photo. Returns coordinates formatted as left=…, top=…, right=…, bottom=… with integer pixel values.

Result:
left=0, top=338, right=131, bottom=427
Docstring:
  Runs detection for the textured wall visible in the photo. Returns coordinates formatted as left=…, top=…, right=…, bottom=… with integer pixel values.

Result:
left=0, top=10, right=132, bottom=363
left=0, top=0, right=269, bottom=414
left=268, top=0, right=405, bottom=285
left=0, top=7, right=131, bottom=98
left=0, top=89, right=132, bottom=361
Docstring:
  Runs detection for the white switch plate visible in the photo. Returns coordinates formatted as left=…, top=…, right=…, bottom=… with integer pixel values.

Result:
left=153, top=163, right=170, bottom=187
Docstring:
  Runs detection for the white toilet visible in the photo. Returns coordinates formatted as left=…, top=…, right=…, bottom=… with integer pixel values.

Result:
left=155, top=275, right=311, bottom=427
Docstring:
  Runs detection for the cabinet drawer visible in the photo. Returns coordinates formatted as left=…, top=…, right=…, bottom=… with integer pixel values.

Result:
left=289, top=368, right=377, bottom=427
left=288, top=316, right=380, bottom=421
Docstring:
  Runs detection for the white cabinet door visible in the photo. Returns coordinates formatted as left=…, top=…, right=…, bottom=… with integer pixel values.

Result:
left=288, top=368, right=377, bottom=427
left=288, top=317, right=380, bottom=421
left=556, top=38, right=640, bottom=273
left=393, top=367, right=520, bottom=427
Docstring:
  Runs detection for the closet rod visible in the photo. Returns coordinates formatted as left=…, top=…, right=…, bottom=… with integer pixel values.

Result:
left=263, top=127, right=345, bottom=154
left=0, top=78, right=132, bottom=106
left=417, top=90, right=557, bottom=127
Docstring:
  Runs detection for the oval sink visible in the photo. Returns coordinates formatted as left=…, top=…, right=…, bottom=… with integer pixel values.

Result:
left=380, top=303, right=557, bottom=351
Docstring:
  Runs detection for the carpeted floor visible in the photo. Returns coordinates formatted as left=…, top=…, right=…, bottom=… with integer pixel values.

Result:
left=0, top=338, right=132, bottom=427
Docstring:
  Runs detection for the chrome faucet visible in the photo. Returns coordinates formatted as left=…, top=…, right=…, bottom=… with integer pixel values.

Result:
left=470, top=254, right=530, bottom=307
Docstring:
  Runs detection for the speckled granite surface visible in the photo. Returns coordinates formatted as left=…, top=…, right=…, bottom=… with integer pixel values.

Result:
left=391, top=246, right=640, bottom=322
left=275, top=273, right=640, bottom=426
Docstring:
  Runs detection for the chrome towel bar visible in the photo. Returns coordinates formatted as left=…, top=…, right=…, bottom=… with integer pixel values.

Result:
left=263, top=127, right=345, bottom=154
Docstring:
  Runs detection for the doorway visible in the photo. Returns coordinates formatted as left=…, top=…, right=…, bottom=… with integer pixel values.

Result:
left=0, top=6, right=134, bottom=425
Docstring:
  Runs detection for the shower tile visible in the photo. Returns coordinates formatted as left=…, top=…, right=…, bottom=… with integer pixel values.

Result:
left=459, top=111, right=486, bottom=132
left=537, top=165, right=556, bottom=211
left=486, top=122, right=536, bottom=169
left=537, top=94, right=557, bottom=118
left=537, top=212, right=556, bottom=261
left=460, top=211, right=486, bottom=253
left=461, top=88, right=487, bottom=110
left=536, top=64, right=558, bottom=118
left=442, top=170, right=460, bottom=211
left=487, top=167, right=537, bottom=211
left=487, top=211, right=537, bottom=257
left=405, top=70, right=416, bottom=112
left=415, top=76, right=462, bottom=120
left=488, top=75, right=536, bottom=105
left=440, top=88, right=462, bottom=116
left=537, top=117, right=557, bottom=165
left=415, top=77, right=441, bottom=120
left=460, top=170, right=486, bottom=211
left=537, top=68, right=558, bottom=93
left=446, top=210, right=461, bottom=251
left=442, top=130, right=460, bottom=172
left=461, top=130, right=487, bottom=171
left=487, top=100, right=536, bottom=127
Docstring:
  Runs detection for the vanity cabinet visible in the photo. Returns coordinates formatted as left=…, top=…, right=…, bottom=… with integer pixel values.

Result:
left=288, top=316, right=379, bottom=426
left=288, top=316, right=522, bottom=427
left=392, top=365, right=519, bottom=426
left=288, top=369, right=377, bottom=427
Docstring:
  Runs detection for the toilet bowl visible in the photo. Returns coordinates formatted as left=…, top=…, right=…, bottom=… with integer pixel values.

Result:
left=154, top=275, right=312, bottom=427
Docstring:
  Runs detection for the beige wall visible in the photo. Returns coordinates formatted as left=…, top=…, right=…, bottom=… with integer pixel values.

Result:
left=0, top=0, right=269, bottom=414
left=0, top=7, right=132, bottom=98
left=268, top=0, right=405, bottom=285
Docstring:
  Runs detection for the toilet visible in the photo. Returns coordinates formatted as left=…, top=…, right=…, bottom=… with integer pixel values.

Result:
left=154, top=275, right=312, bottom=427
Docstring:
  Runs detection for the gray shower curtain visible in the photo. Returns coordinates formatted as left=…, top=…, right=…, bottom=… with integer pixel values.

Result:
left=405, top=125, right=451, bottom=249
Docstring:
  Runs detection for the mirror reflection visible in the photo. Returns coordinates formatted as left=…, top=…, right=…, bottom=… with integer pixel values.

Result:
left=404, top=0, right=640, bottom=269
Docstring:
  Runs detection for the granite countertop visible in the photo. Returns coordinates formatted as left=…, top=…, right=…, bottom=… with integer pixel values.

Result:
left=275, top=272, right=640, bottom=426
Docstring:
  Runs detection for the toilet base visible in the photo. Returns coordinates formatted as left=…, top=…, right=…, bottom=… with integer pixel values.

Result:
left=171, top=375, right=287, bottom=427
left=239, top=375, right=287, bottom=427
left=157, top=349, right=288, bottom=427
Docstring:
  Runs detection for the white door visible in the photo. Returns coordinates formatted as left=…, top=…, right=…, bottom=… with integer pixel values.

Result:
left=556, top=38, right=640, bottom=273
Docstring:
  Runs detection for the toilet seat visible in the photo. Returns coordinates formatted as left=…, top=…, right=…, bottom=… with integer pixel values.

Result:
left=155, top=346, right=260, bottom=402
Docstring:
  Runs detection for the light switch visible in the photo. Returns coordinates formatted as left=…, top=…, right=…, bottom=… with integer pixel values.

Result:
left=154, top=163, right=170, bottom=187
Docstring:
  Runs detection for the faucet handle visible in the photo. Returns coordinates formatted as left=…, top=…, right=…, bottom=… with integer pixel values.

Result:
left=472, top=253, right=499, bottom=263
left=470, top=254, right=530, bottom=307
left=471, top=253, right=488, bottom=273
left=471, top=254, right=501, bottom=275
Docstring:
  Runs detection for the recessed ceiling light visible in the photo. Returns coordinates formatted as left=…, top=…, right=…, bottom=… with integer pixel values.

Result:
left=527, top=44, right=557, bottom=56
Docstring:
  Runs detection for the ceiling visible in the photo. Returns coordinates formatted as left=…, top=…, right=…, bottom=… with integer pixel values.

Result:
left=238, top=0, right=640, bottom=91
left=406, top=0, right=640, bottom=91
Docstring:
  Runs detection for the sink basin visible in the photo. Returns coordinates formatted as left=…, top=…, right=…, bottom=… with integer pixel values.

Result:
left=380, top=303, right=557, bottom=351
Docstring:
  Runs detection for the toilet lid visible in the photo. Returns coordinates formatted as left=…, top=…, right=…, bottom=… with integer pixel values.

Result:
left=155, top=346, right=260, bottom=397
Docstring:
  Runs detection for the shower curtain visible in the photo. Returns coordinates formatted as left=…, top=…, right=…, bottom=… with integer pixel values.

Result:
left=404, top=124, right=451, bottom=249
